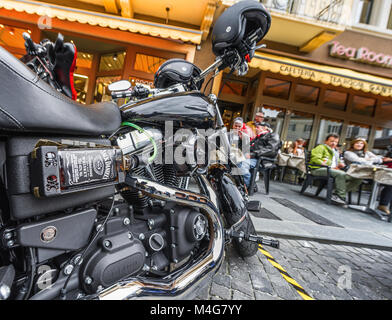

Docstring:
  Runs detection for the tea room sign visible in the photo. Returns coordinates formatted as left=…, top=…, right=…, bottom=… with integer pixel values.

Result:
left=329, top=41, right=392, bottom=69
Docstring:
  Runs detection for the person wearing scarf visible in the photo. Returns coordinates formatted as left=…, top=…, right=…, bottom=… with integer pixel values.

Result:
left=249, top=122, right=281, bottom=159
left=247, top=111, right=265, bottom=138
left=238, top=122, right=281, bottom=188
left=344, top=138, right=392, bottom=214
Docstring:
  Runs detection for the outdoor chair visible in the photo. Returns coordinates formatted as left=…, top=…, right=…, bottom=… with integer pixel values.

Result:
left=300, top=152, right=334, bottom=204
left=248, top=155, right=277, bottom=196
left=279, top=166, right=302, bottom=185
left=348, top=179, right=372, bottom=205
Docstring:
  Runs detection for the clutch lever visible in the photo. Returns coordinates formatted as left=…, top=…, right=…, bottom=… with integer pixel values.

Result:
left=253, top=44, right=267, bottom=50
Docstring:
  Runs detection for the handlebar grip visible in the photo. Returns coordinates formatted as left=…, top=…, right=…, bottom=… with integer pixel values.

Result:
left=111, top=90, right=135, bottom=99
left=23, top=32, right=36, bottom=53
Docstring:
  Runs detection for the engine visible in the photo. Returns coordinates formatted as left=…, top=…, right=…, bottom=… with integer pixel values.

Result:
left=80, top=199, right=208, bottom=294
left=2, top=133, right=209, bottom=298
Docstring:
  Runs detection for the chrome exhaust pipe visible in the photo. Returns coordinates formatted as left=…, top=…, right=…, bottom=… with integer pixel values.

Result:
left=97, top=175, right=225, bottom=300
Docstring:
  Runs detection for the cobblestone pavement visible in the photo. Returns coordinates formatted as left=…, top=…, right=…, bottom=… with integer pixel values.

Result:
left=196, top=238, right=392, bottom=300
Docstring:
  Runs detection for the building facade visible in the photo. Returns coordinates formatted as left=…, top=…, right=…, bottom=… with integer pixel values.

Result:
left=202, top=0, right=392, bottom=153
left=0, top=0, right=219, bottom=104
left=1, top=0, right=391, bottom=153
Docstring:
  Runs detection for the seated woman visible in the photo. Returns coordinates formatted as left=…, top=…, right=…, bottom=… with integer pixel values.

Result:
left=344, top=138, right=392, bottom=215
left=286, top=138, right=305, bottom=157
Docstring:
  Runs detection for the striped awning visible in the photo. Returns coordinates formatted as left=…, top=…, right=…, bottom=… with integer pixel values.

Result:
left=250, top=52, right=392, bottom=97
left=0, top=0, right=202, bottom=44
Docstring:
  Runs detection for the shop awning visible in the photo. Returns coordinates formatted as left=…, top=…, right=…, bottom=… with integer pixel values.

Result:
left=250, top=52, right=392, bottom=97
left=0, top=0, right=202, bottom=44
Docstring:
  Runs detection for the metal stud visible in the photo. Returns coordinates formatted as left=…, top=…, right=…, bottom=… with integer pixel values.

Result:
left=84, top=277, right=93, bottom=285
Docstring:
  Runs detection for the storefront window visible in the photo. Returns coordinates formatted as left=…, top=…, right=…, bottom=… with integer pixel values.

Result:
left=375, top=127, right=392, bottom=139
left=0, top=23, right=30, bottom=58
left=73, top=52, right=93, bottom=104
left=74, top=74, right=88, bottom=104
left=218, top=100, right=244, bottom=128
left=286, top=111, right=314, bottom=147
left=380, top=100, right=392, bottom=118
left=129, top=76, right=154, bottom=88
left=99, top=51, right=126, bottom=72
left=294, top=84, right=319, bottom=105
left=76, top=52, right=93, bottom=69
left=316, top=117, right=343, bottom=145
left=263, top=77, right=291, bottom=100
left=94, top=75, right=121, bottom=102
left=352, top=95, right=376, bottom=117
left=345, top=122, right=370, bottom=149
left=323, top=89, right=348, bottom=111
left=220, top=79, right=248, bottom=96
left=373, top=127, right=392, bottom=155
left=359, top=0, right=374, bottom=24
left=260, top=105, right=285, bottom=135
left=134, top=53, right=167, bottom=74
left=388, top=4, right=392, bottom=30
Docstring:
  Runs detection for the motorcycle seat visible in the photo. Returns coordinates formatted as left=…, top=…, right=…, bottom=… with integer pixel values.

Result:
left=0, top=46, right=121, bottom=136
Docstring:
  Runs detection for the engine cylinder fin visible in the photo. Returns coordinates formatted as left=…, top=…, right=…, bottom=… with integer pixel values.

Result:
left=120, top=167, right=150, bottom=212
left=152, top=164, right=165, bottom=184
left=163, top=164, right=180, bottom=187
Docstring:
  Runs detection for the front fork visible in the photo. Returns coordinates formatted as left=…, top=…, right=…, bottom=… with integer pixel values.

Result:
left=195, top=170, right=279, bottom=249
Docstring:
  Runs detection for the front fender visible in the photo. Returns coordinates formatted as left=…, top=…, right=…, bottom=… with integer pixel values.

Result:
left=211, top=170, right=247, bottom=223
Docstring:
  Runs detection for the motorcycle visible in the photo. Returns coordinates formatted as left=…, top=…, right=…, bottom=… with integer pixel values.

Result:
left=0, top=1, right=278, bottom=300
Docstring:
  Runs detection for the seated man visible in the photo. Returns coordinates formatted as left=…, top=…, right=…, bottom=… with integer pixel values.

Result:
left=247, top=111, right=264, bottom=139
left=310, top=133, right=361, bottom=205
left=228, top=117, right=251, bottom=163
left=228, top=117, right=251, bottom=184
left=232, top=117, right=254, bottom=141
left=241, top=122, right=281, bottom=188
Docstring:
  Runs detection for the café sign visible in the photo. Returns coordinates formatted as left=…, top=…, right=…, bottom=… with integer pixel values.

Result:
left=329, top=41, right=392, bottom=69
left=250, top=53, right=392, bottom=97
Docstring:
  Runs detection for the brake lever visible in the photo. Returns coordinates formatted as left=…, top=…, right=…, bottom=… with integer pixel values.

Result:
left=253, top=44, right=267, bottom=50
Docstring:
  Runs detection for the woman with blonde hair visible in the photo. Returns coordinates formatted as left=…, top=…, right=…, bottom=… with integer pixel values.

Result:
left=344, top=137, right=392, bottom=215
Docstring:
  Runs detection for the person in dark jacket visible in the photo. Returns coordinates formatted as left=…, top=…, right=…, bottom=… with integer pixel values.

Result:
left=241, top=122, right=281, bottom=188
left=249, top=123, right=281, bottom=159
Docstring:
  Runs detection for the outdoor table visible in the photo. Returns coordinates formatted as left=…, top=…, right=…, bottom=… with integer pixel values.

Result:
left=346, top=164, right=392, bottom=222
left=277, top=153, right=306, bottom=183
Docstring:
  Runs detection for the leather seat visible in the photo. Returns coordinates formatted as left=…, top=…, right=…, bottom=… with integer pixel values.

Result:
left=0, top=46, right=121, bottom=136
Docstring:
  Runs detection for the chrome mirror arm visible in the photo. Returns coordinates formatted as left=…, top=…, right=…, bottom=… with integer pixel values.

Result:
left=194, top=57, right=224, bottom=84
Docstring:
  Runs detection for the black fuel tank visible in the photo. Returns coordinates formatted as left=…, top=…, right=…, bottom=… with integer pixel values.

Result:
left=121, top=91, right=217, bottom=129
